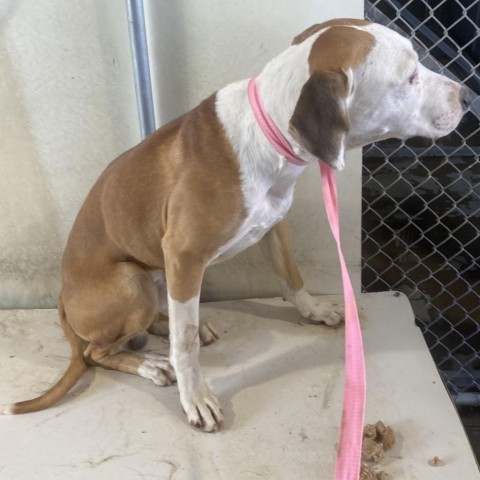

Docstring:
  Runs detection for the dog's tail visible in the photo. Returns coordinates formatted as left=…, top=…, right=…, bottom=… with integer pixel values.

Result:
left=1, top=297, right=88, bottom=415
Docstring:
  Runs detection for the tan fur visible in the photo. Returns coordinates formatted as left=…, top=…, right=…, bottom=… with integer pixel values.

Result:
left=292, top=18, right=371, bottom=46
left=6, top=94, right=245, bottom=413
left=307, top=26, right=376, bottom=74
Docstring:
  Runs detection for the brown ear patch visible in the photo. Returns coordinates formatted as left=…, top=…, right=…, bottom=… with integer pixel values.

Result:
left=292, top=18, right=371, bottom=46
left=289, top=72, right=349, bottom=167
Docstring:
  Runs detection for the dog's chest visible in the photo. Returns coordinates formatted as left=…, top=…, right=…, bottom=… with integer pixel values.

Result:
left=211, top=181, right=295, bottom=264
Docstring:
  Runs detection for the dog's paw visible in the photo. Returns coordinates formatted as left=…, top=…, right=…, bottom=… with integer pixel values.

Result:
left=199, top=320, right=219, bottom=346
left=181, top=383, right=223, bottom=433
left=138, top=354, right=177, bottom=386
left=293, top=291, right=344, bottom=326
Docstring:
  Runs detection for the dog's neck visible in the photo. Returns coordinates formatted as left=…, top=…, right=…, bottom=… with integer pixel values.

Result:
left=255, top=44, right=311, bottom=149
left=255, top=33, right=324, bottom=165
left=216, top=32, right=322, bottom=183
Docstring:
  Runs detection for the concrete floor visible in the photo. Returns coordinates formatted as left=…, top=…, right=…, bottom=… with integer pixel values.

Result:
left=0, top=292, right=478, bottom=479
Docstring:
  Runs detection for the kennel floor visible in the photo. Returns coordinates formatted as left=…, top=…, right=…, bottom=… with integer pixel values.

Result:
left=0, top=292, right=478, bottom=479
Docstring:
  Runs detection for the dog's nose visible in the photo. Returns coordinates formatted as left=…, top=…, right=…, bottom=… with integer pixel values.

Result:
left=460, top=86, right=476, bottom=111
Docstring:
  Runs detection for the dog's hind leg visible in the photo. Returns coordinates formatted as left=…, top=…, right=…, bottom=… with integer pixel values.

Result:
left=87, top=342, right=176, bottom=386
left=67, top=262, right=175, bottom=385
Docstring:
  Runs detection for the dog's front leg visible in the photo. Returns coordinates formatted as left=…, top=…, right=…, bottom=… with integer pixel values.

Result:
left=165, top=254, right=223, bottom=432
left=260, top=220, right=343, bottom=326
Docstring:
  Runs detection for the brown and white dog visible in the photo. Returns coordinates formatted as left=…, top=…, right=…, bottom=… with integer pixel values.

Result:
left=2, top=19, right=471, bottom=432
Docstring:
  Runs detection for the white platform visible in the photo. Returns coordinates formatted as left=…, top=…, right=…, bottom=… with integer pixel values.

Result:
left=0, top=293, right=478, bottom=479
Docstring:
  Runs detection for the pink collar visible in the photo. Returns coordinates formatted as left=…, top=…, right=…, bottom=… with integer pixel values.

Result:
left=247, top=77, right=308, bottom=167
left=248, top=75, right=367, bottom=480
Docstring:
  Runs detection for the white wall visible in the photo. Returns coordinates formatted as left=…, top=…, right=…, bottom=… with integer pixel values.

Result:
left=0, top=0, right=140, bottom=307
left=0, top=0, right=363, bottom=308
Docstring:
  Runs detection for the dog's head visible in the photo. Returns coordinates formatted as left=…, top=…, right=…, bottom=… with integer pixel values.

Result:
left=289, top=19, right=474, bottom=170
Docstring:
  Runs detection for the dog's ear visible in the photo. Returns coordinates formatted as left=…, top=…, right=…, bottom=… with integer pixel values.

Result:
left=289, top=70, right=350, bottom=171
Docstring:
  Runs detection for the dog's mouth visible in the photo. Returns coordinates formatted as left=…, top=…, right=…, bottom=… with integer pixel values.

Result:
left=433, top=109, right=462, bottom=130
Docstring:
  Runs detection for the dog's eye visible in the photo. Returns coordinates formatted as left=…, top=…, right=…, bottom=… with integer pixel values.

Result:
left=409, top=70, right=419, bottom=84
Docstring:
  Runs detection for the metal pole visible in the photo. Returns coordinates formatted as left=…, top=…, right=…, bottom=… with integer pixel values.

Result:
left=126, top=0, right=156, bottom=139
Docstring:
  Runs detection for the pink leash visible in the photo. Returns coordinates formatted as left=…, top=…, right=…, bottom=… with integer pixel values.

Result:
left=248, top=77, right=366, bottom=480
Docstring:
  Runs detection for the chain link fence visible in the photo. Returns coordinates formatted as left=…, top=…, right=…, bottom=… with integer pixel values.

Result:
left=363, top=0, right=480, bottom=409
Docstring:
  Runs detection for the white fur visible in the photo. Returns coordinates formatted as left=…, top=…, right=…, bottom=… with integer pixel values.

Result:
left=137, top=354, right=176, bottom=386
left=1, top=404, right=13, bottom=415
left=168, top=293, right=223, bottom=432
left=280, top=280, right=343, bottom=326
left=213, top=31, right=327, bottom=263
left=346, top=23, right=464, bottom=147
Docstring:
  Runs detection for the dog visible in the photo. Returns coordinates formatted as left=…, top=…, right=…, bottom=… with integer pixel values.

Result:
left=2, top=18, right=472, bottom=432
